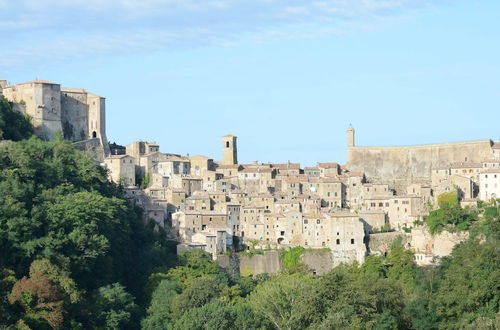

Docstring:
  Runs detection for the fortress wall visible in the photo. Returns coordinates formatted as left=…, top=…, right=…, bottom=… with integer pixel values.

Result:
left=61, top=91, right=89, bottom=141
left=73, top=138, right=105, bottom=163
left=347, top=140, right=492, bottom=192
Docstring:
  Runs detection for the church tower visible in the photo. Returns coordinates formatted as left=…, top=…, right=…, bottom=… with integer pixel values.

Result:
left=347, top=126, right=355, bottom=148
left=222, top=134, right=238, bottom=165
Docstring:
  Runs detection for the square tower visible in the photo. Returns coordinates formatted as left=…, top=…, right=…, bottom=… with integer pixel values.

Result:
left=2, top=80, right=62, bottom=140
left=222, top=134, right=238, bottom=165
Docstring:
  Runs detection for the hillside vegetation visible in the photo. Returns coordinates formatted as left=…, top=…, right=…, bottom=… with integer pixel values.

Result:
left=0, top=107, right=498, bottom=329
left=0, top=137, right=176, bottom=329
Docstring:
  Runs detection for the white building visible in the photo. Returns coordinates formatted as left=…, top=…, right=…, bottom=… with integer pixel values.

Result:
left=479, top=169, right=500, bottom=201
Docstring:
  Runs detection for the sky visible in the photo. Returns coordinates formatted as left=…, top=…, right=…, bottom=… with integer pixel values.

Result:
left=1, top=0, right=499, bottom=166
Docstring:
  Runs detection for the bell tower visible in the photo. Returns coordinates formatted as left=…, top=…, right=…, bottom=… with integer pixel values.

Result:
left=222, top=134, right=238, bottom=165
left=347, top=126, right=355, bottom=148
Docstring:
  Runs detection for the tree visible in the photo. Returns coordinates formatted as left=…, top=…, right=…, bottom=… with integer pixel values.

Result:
left=425, top=193, right=477, bottom=234
left=170, top=276, right=226, bottom=319
left=92, top=283, right=138, bottom=330
left=9, top=272, right=64, bottom=329
left=0, top=96, right=33, bottom=141
left=249, top=273, right=314, bottom=330
left=434, top=238, right=500, bottom=327
left=0, top=268, right=17, bottom=327
left=172, top=300, right=268, bottom=330
left=141, top=280, right=181, bottom=330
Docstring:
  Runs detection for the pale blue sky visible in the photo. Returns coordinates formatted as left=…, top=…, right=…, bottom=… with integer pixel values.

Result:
left=1, top=0, right=499, bottom=166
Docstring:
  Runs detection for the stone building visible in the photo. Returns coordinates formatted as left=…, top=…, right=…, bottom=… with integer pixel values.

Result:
left=104, top=155, right=135, bottom=186
left=1, top=79, right=109, bottom=160
left=327, top=213, right=366, bottom=266
left=222, top=134, right=238, bottom=165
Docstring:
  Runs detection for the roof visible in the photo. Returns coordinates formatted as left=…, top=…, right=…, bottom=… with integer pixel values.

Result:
left=329, top=212, right=359, bottom=218
left=185, top=211, right=227, bottom=216
left=186, top=195, right=210, bottom=200
left=106, top=154, right=131, bottom=159
left=61, top=87, right=87, bottom=93
left=18, top=79, right=60, bottom=85
left=217, top=164, right=241, bottom=169
left=480, top=169, right=500, bottom=174
left=272, top=163, right=301, bottom=170
left=308, top=177, right=342, bottom=184
left=223, top=134, right=237, bottom=138
left=239, top=167, right=273, bottom=173
left=392, top=195, right=420, bottom=199
left=359, top=210, right=386, bottom=214
left=169, top=188, right=186, bottom=193
left=449, top=162, right=483, bottom=169
left=492, top=144, right=500, bottom=149
left=181, top=176, right=203, bottom=181
left=162, top=155, right=189, bottom=162
left=275, top=199, right=300, bottom=204
left=364, top=196, right=391, bottom=201
left=317, top=162, right=339, bottom=169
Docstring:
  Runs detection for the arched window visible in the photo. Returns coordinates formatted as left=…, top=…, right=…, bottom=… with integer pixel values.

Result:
left=92, top=131, right=97, bottom=138
left=226, top=141, right=230, bottom=148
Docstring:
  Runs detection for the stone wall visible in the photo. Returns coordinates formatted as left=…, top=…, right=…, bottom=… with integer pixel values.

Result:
left=411, top=226, right=468, bottom=258
left=347, top=140, right=493, bottom=192
left=219, top=249, right=338, bottom=276
left=73, top=138, right=106, bottom=163
left=301, top=249, right=333, bottom=275
left=367, top=232, right=409, bottom=255
left=218, top=251, right=282, bottom=276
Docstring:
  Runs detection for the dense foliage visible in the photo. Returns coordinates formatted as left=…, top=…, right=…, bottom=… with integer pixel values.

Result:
left=0, top=96, right=33, bottom=141
left=0, top=137, right=176, bottom=328
left=425, top=191, right=477, bottom=234
left=0, top=133, right=498, bottom=329
left=142, top=214, right=499, bottom=330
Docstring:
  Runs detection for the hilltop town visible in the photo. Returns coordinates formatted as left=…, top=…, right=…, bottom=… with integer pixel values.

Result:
left=2, top=78, right=499, bottom=270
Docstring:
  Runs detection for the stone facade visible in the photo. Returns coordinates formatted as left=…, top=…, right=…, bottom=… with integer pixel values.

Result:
left=1, top=80, right=109, bottom=157
left=347, top=128, right=493, bottom=193
left=102, top=130, right=498, bottom=264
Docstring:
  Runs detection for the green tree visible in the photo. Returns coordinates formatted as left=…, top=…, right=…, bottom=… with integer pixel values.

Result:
left=141, top=280, right=181, bottom=330
left=92, top=283, right=138, bottom=330
left=434, top=238, right=500, bottom=328
left=249, top=273, right=314, bottom=330
left=170, top=276, right=226, bottom=319
left=173, top=300, right=268, bottom=330
left=0, top=96, right=33, bottom=141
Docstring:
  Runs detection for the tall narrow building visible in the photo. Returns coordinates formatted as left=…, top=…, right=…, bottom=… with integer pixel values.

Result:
left=222, top=134, right=238, bottom=165
left=347, top=126, right=355, bottom=148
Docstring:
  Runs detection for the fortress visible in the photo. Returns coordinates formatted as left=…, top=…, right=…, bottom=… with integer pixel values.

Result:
left=0, top=79, right=109, bottom=161
left=346, top=128, right=495, bottom=192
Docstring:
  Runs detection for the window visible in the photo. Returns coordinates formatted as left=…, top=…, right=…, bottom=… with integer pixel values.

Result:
left=280, top=231, right=285, bottom=236
left=226, top=141, right=230, bottom=148
left=202, top=225, right=206, bottom=230
left=336, top=239, right=340, bottom=245
left=316, top=219, right=320, bottom=224
left=351, top=239, right=354, bottom=244
left=304, top=219, right=308, bottom=224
